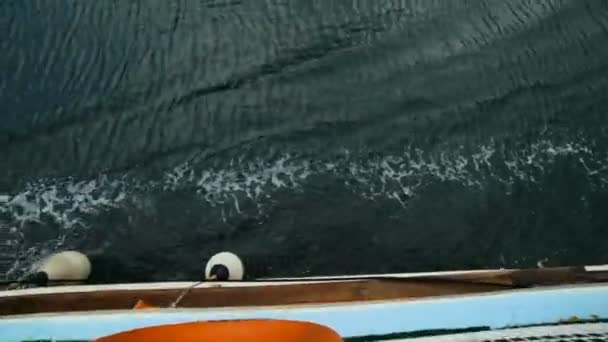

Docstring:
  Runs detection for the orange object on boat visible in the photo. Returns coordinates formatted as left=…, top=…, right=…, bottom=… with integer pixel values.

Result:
left=132, top=299, right=159, bottom=310
left=95, top=319, right=343, bottom=342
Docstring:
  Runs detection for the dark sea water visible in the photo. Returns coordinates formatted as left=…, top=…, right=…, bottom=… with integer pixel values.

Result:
left=2, top=0, right=608, bottom=283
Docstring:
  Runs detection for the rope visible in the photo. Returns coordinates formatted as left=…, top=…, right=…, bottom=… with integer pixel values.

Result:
left=169, top=280, right=204, bottom=308
left=168, top=275, right=216, bottom=308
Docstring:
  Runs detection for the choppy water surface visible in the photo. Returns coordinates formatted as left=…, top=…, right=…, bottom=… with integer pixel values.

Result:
left=2, top=0, right=608, bottom=282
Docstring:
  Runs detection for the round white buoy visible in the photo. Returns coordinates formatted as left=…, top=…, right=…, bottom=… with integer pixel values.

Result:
left=33, top=250, right=92, bottom=285
left=204, top=251, right=244, bottom=281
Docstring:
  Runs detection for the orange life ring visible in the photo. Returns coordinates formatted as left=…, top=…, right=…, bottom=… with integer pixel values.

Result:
left=95, top=319, right=344, bottom=342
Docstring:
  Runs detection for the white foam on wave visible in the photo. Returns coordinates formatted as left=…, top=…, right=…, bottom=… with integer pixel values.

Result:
left=163, top=154, right=310, bottom=205
left=1, top=177, right=127, bottom=230
left=0, top=176, right=128, bottom=278
left=160, top=139, right=607, bottom=211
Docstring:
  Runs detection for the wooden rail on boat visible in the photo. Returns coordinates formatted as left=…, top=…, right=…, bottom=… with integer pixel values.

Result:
left=1, top=266, right=607, bottom=316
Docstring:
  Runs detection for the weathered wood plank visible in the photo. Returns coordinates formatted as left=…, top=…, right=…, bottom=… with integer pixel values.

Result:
left=2, top=267, right=607, bottom=316
left=0, top=279, right=508, bottom=316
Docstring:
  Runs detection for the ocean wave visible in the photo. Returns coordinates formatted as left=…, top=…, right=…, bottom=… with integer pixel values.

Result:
left=1, top=137, right=606, bottom=278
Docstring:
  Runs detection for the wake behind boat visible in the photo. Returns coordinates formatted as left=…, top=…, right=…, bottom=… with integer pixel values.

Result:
left=1, top=251, right=608, bottom=342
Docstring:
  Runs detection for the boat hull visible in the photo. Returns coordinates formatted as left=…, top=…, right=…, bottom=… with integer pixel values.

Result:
left=2, top=283, right=608, bottom=342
